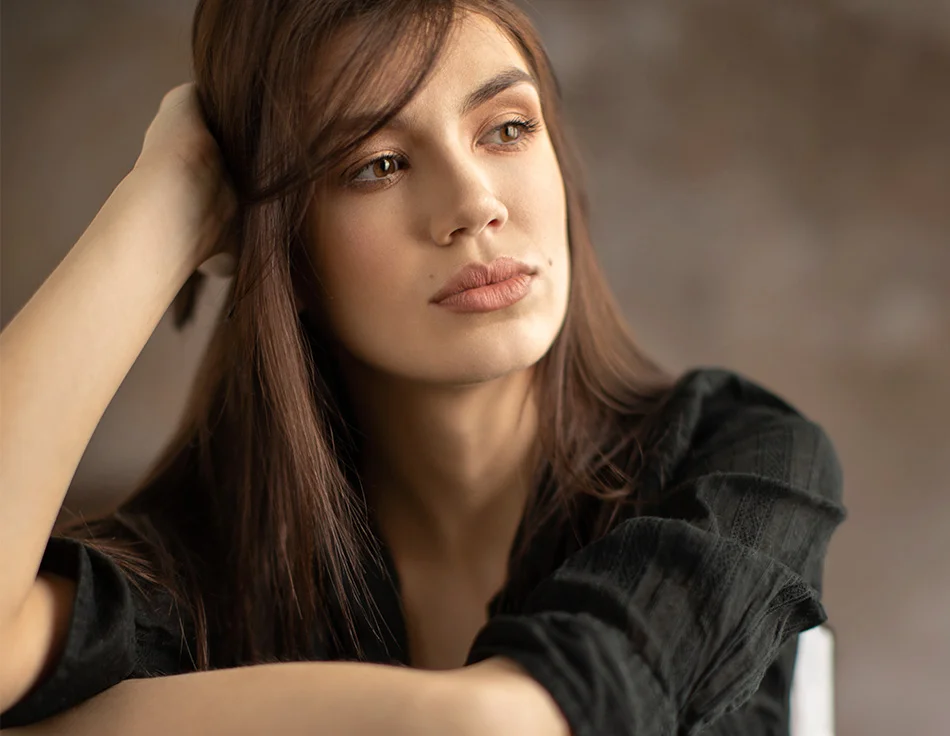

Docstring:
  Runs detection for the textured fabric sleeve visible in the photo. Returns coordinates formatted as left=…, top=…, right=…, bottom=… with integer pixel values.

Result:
left=698, top=634, right=799, bottom=735
left=466, top=369, right=847, bottom=736
left=1, top=536, right=195, bottom=728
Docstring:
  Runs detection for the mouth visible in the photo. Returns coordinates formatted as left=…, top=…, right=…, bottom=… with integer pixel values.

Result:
left=429, top=256, right=537, bottom=305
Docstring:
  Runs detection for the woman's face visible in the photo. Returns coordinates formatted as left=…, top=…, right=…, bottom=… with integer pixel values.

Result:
left=302, top=12, right=570, bottom=385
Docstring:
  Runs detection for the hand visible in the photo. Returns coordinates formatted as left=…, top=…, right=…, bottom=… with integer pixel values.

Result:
left=132, top=83, right=238, bottom=276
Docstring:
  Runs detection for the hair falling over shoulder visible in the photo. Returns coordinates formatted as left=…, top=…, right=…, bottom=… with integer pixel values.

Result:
left=57, top=0, right=676, bottom=670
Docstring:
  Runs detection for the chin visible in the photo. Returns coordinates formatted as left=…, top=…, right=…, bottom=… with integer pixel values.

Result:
left=367, top=328, right=558, bottom=386
left=436, top=311, right=565, bottom=383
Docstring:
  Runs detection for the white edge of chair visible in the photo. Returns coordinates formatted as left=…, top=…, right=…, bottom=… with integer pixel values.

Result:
left=790, top=625, right=836, bottom=736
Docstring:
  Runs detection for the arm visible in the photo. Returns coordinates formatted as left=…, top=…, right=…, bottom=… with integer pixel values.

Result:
left=0, top=84, right=233, bottom=710
left=465, top=369, right=847, bottom=736
left=448, top=657, right=571, bottom=736
left=696, top=633, right=800, bottom=735
left=0, top=167, right=198, bottom=628
left=3, top=657, right=555, bottom=736
left=3, top=543, right=566, bottom=735
left=0, top=169, right=196, bottom=710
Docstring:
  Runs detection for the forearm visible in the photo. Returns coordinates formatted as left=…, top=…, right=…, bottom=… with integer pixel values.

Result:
left=449, top=657, right=571, bottom=736
left=5, top=657, right=569, bottom=736
left=5, top=660, right=479, bottom=736
left=0, top=168, right=197, bottom=629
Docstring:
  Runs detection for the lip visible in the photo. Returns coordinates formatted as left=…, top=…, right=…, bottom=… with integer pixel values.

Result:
left=430, top=256, right=538, bottom=305
left=431, top=274, right=535, bottom=313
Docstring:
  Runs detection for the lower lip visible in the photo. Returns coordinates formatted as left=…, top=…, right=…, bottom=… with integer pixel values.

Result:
left=433, top=274, right=534, bottom=313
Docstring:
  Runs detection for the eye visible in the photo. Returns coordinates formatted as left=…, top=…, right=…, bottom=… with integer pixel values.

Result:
left=344, top=116, right=543, bottom=189
left=350, top=154, right=407, bottom=184
left=484, top=117, right=542, bottom=147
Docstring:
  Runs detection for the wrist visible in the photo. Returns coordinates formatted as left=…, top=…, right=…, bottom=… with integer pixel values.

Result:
left=119, top=163, right=234, bottom=277
left=90, top=170, right=204, bottom=282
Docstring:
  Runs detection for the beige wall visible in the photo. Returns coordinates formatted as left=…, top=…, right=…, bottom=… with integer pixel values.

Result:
left=3, top=1, right=949, bottom=733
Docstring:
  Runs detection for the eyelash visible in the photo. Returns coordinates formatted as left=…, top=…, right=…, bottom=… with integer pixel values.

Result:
left=345, top=116, right=543, bottom=189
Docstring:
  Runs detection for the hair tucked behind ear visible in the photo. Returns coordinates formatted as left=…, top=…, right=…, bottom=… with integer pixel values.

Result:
left=57, top=0, right=676, bottom=670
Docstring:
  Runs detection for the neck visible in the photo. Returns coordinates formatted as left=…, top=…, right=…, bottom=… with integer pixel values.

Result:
left=338, top=351, right=541, bottom=565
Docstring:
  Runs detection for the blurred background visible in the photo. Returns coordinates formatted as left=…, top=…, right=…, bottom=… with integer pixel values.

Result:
left=2, top=0, right=948, bottom=733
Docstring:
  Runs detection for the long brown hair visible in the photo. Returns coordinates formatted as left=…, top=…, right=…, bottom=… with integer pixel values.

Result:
left=59, top=0, right=675, bottom=670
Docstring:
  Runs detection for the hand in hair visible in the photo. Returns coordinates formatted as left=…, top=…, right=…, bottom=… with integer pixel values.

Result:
left=134, top=82, right=239, bottom=278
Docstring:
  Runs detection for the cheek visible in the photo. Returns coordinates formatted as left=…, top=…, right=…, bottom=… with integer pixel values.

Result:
left=314, top=212, right=398, bottom=298
left=526, top=152, right=571, bottom=303
left=515, top=149, right=568, bottom=252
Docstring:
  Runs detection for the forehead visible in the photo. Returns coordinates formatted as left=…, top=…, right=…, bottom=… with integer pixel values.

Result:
left=440, top=11, right=526, bottom=74
left=316, top=10, right=525, bottom=86
left=393, top=12, right=531, bottom=119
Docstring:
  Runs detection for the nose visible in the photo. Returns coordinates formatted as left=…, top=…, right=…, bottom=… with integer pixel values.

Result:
left=428, top=153, right=509, bottom=246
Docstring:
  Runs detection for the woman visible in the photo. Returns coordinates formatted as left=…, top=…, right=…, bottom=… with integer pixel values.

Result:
left=0, top=0, right=846, bottom=734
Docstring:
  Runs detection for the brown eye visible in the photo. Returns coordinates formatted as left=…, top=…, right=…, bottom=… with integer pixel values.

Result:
left=373, top=158, right=395, bottom=177
left=350, top=154, right=405, bottom=184
left=485, top=118, right=540, bottom=148
left=500, top=123, right=521, bottom=143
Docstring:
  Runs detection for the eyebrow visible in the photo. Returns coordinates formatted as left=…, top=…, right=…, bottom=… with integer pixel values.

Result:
left=345, top=67, right=539, bottom=136
left=458, top=67, right=538, bottom=118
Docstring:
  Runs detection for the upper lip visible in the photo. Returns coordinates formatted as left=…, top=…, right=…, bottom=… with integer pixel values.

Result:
left=429, top=257, right=537, bottom=303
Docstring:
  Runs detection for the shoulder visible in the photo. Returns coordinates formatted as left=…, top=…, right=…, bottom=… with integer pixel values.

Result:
left=646, top=367, right=843, bottom=503
left=660, top=366, right=816, bottom=431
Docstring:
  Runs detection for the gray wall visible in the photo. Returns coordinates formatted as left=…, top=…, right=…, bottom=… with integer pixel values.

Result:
left=3, top=1, right=949, bottom=733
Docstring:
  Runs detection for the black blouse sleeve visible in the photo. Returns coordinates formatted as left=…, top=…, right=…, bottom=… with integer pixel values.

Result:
left=699, top=633, right=800, bottom=735
left=1, top=536, right=196, bottom=728
left=465, top=368, right=847, bottom=736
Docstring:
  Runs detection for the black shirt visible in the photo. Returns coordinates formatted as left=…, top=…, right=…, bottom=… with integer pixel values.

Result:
left=2, top=368, right=847, bottom=734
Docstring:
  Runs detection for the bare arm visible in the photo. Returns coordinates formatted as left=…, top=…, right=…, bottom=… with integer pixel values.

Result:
left=2, top=657, right=568, bottom=736
left=0, top=82, right=569, bottom=733
left=0, top=84, right=234, bottom=710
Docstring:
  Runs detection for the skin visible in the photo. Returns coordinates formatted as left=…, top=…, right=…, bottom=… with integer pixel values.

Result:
left=297, top=9, right=571, bottom=660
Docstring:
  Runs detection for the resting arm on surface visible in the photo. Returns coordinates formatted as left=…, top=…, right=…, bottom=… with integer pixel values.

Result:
left=0, top=540, right=566, bottom=735
left=3, top=656, right=566, bottom=736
